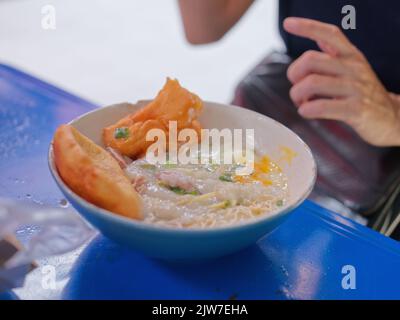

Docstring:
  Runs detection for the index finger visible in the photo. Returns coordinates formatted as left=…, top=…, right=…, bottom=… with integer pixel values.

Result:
left=283, top=17, right=356, bottom=57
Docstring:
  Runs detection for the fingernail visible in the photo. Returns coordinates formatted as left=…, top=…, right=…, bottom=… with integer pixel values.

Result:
left=298, top=107, right=309, bottom=117
left=283, top=17, right=298, bottom=30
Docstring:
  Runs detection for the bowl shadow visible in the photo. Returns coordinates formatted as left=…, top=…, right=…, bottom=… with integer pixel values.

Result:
left=61, top=234, right=290, bottom=300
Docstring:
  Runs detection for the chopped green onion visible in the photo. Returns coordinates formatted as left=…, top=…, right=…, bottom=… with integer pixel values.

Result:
left=222, top=200, right=231, bottom=209
left=276, top=200, right=284, bottom=207
left=219, top=174, right=233, bottom=182
left=168, top=186, right=186, bottom=195
left=168, top=186, right=200, bottom=196
left=114, top=127, right=130, bottom=139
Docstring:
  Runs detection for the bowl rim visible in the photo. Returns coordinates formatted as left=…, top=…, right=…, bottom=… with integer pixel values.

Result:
left=48, top=101, right=317, bottom=234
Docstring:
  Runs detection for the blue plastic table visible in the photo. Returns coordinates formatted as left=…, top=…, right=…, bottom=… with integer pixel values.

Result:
left=1, top=64, right=400, bottom=300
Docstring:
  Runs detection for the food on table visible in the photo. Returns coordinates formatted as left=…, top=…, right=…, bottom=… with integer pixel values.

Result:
left=125, top=152, right=288, bottom=229
left=103, top=78, right=203, bottom=158
left=53, top=124, right=143, bottom=219
left=52, top=79, right=289, bottom=228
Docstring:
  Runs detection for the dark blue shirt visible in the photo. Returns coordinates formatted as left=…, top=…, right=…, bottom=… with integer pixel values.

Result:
left=279, top=0, right=400, bottom=93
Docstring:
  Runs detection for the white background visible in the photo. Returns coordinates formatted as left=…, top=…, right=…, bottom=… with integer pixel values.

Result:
left=0, top=0, right=283, bottom=106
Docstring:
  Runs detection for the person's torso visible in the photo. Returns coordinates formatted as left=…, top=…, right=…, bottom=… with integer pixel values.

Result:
left=279, top=0, right=400, bottom=93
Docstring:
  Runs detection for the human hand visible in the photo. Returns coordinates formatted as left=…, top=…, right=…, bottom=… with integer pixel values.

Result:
left=284, top=17, right=400, bottom=147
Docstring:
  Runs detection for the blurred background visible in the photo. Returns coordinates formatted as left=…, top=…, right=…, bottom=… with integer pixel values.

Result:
left=0, top=0, right=283, bottom=106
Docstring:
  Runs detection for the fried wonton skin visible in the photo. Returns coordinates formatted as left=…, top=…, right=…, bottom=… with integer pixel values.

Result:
left=53, top=125, right=143, bottom=220
left=103, top=78, right=203, bottom=158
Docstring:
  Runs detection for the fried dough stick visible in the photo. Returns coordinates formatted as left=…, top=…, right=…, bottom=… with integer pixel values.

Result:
left=103, top=78, right=203, bottom=158
left=53, top=125, right=143, bottom=220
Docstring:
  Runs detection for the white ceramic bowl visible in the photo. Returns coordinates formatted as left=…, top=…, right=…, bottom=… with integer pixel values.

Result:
left=49, top=101, right=316, bottom=260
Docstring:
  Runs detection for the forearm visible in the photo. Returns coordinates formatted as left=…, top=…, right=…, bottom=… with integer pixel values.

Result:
left=178, top=0, right=254, bottom=44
